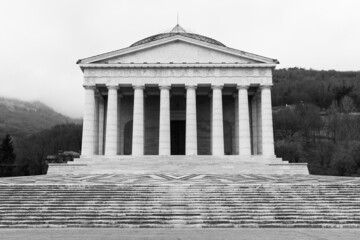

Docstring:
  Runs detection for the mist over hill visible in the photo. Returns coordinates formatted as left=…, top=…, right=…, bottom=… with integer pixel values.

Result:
left=0, top=97, right=81, bottom=140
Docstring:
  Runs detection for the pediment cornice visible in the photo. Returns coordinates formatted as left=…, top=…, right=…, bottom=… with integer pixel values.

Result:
left=79, top=63, right=277, bottom=69
left=77, top=35, right=279, bottom=66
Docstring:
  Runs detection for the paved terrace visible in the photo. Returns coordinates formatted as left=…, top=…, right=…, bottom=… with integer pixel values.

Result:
left=1, top=173, right=359, bottom=185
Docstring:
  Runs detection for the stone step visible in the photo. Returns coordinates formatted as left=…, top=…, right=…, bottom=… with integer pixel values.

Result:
left=1, top=200, right=359, bottom=204
left=1, top=188, right=359, bottom=192
left=1, top=220, right=360, bottom=227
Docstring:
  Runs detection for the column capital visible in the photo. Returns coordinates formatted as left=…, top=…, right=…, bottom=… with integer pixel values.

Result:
left=159, top=84, right=171, bottom=90
left=83, top=85, right=96, bottom=90
left=185, top=85, right=197, bottom=90
left=260, top=84, right=272, bottom=90
left=237, top=84, right=250, bottom=90
left=211, top=85, right=223, bottom=90
left=106, top=84, right=119, bottom=90
left=133, top=85, right=145, bottom=90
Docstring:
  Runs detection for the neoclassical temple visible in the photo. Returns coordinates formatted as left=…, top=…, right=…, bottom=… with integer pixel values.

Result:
left=64, top=25, right=308, bottom=174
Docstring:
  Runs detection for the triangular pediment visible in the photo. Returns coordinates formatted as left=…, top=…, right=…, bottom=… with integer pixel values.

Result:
left=78, top=35, right=278, bottom=65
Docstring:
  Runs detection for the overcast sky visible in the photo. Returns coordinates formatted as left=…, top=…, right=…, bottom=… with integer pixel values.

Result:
left=0, top=0, right=359, bottom=118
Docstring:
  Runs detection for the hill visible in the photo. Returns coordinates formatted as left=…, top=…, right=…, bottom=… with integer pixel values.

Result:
left=272, top=68, right=360, bottom=109
left=0, top=97, right=81, bottom=140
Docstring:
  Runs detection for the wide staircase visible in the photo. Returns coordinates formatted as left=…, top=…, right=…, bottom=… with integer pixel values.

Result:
left=0, top=174, right=360, bottom=228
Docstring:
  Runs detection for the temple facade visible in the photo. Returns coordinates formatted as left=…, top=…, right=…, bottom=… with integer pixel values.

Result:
left=67, top=25, right=309, bottom=174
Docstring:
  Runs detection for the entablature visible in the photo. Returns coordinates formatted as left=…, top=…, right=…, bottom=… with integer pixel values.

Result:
left=82, top=65, right=273, bottom=78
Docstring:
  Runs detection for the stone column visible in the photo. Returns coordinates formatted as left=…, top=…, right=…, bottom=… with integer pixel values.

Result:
left=98, top=97, right=105, bottom=155
left=256, top=91, right=262, bottom=154
left=185, top=85, right=197, bottom=155
left=261, top=85, right=275, bottom=156
left=117, top=95, right=123, bottom=155
left=237, top=85, right=251, bottom=156
left=132, top=85, right=145, bottom=156
left=159, top=85, right=171, bottom=155
left=233, top=94, right=239, bottom=155
left=105, top=85, right=119, bottom=156
left=251, top=95, right=258, bottom=155
left=81, top=85, right=96, bottom=157
left=211, top=85, right=224, bottom=155
left=94, top=96, right=100, bottom=155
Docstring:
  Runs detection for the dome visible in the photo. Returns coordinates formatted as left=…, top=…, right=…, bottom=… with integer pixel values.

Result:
left=130, top=24, right=226, bottom=47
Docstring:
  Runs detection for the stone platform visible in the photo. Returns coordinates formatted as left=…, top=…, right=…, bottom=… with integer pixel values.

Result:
left=1, top=173, right=359, bottom=228
left=48, top=156, right=309, bottom=175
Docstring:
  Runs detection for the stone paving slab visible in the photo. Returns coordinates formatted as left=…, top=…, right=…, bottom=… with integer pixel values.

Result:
left=1, top=174, right=359, bottom=185
left=0, top=228, right=359, bottom=240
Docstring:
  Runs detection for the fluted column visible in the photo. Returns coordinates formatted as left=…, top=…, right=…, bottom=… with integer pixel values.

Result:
left=81, top=86, right=96, bottom=157
left=256, top=91, right=262, bottom=154
left=132, top=85, right=145, bottom=156
left=159, top=85, right=171, bottom=155
left=98, top=97, right=105, bottom=155
left=233, top=94, right=239, bottom=155
left=211, top=85, right=224, bottom=155
left=185, top=85, right=197, bottom=155
left=117, top=95, right=123, bottom=155
left=94, top=96, right=100, bottom=155
left=261, top=85, right=275, bottom=156
left=238, top=85, right=251, bottom=156
left=251, top=95, right=258, bottom=155
left=105, top=85, right=119, bottom=156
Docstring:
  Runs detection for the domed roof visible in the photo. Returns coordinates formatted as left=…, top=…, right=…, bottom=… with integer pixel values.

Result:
left=130, top=24, right=226, bottom=47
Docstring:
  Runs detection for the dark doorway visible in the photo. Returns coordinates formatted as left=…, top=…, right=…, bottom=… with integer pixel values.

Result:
left=124, top=120, right=133, bottom=155
left=171, top=120, right=185, bottom=155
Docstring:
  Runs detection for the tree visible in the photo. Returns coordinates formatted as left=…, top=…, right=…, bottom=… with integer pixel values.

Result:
left=273, top=106, right=301, bottom=141
left=0, top=134, right=16, bottom=177
left=340, top=95, right=357, bottom=113
left=332, top=84, right=354, bottom=104
left=294, top=104, right=323, bottom=144
left=330, top=143, right=357, bottom=176
left=0, top=134, right=16, bottom=164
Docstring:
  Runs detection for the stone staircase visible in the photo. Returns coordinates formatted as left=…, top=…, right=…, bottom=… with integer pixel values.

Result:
left=0, top=174, right=360, bottom=228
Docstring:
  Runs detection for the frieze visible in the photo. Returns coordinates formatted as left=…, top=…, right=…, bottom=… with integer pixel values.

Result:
left=258, top=68, right=267, bottom=75
left=244, top=69, right=254, bottom=75
left=84, top=67, right=272, bottom=78
left=84, top=75, right=273, bottom=86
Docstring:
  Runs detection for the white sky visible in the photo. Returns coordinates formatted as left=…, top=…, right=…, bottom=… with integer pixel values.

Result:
left=0, top=0, right=359, bottom=118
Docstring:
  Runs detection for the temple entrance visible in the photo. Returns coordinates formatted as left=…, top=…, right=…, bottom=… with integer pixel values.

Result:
left=171, top=120, right=185, bottom=155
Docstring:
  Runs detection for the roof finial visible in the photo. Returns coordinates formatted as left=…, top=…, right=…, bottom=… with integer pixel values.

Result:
left=170, top=16, right=186, bottom=33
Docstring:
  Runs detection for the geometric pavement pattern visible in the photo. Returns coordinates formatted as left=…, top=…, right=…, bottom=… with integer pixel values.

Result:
left=1, top=173, right=360, bottom=185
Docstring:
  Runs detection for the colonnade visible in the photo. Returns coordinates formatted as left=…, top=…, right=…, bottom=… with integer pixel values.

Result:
left=81, top=84, right=275, bottom=157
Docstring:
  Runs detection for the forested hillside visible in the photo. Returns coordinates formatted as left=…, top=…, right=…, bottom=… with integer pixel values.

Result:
left=272, top=68, right=360, bottom=176
left=1, top=124, right=82, bottom=177
left=0, top=97, right=81, bottom=140
left=272, top=68, right=360, bottom=109
left=0, top=97, right=82, bottom=177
